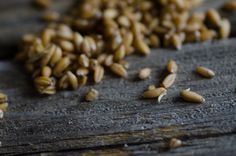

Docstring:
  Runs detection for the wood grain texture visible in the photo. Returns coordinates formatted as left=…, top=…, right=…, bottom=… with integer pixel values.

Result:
left=0, top=39, right=236, bottom=155
left=0, top=0, right=236, bottom=155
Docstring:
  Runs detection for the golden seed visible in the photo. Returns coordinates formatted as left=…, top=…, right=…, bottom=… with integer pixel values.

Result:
left=37, top=85, right=56, bottom=95
left=42, top=29, right=55, bottom=46
left=114, top=44, right=126, bottom=61
left=169, top=138, right=182, bottom=148
left=170, top=34, right=182, bottom=50
left=110, top=63, right=128, bottom=78
left=161, top=73, right=177, bottom=89
left=60, top=40, right=74, bottom=52
left=200, top=28, right=216, bottom=41
left=57, top=24, right=73, bottom=40
left=132, top=21, right=150, bottom=55
left=58, top=74, right=69, bottom=89
left=122, top=31, right=133, bottom=48
left=219, top=19, right=231, bottom=39
left=143, top=87, right=167, bottom=99
left=222, top=1, right=236, bottom=12
left=0, top=103, right=8, bottom=112
left=86, top=37, right=97, bottom=55
left=89, top=59, right=99, bottom=71
left=104, top=55, right=114, bottom=67
left=167, top=59, right=178, bottom=73
left=97, top=54, right=107, bottom=65
left=104, top=9, right=118, bottom=19
left=41, top=44, right=56, bottom=66
left=67, top=71, right=78, bottom=90
left=80, top=37, right=91, bottom=56
left=34, top=76, right=54, bottom=87
left=118, top=16, right=130, bottom=28
left=139, top=68, right=151, bottom=80
left=196, top=66, right=215, bottom=78
left=74, top=32, right=84, bottom=52
left=50, top=46, right=62, bottom=67
left=94, top=65, right=105, bottom=83
left=53, top=57, right=71, bottom=77
left=41, top=66, right=52, bottom=77
left=180, top=89, right=205, bottom=103
left=85, top=89, right=99, bottom=102
left=206, top=9, right=221, bottom=26
left=78, top=54, right=90, bottom=68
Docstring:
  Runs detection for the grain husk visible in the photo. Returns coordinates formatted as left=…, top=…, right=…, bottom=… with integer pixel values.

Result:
left=180, top=89, right=205, bottom=103
left=196, top=66, right=215, bottom=78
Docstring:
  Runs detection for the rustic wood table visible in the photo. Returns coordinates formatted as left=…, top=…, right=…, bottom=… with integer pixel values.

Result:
left=0, top=0, right=236, bottom=155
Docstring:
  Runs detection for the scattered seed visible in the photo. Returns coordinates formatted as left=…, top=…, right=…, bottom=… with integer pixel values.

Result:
left=110, top=63, right=128, bottom=78
left=85, top=89, right=99, bottom=102
left=139, top=68, right=151, bottom=80
left=180, top=89, right=205, bottom=103
left=169, top=138, right=182, bottom=148
left=161, top=73, right=177, bottom=89
left=196, top=66, right=215, bottom=78
left=167, top=60, right=178, bottom=73
left=143, top=87, right=167, bottom=99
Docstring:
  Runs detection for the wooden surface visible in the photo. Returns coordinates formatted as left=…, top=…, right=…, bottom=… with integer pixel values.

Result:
left=0, top=0, right=236, bottom=155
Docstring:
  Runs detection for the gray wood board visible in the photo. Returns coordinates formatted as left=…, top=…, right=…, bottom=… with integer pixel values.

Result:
left=0, top=39, right=236, bottom=155
left=0, top=0, right=236, bottom=155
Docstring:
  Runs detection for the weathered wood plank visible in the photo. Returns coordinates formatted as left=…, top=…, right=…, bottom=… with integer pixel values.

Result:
left=0, top=39, right=235, bottom=155
left=31, top=134, right=236, bottom=156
